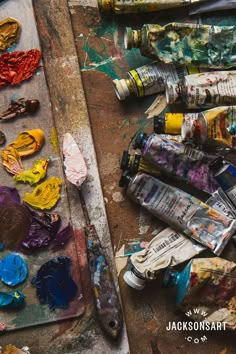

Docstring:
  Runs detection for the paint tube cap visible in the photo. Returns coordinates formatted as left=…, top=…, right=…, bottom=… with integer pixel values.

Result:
left=120, top=150, right=130, bottom=170
left=209, top=157, right=224, bottom=175
left=165, top=82, right=180, bottom=104
left=123, top=270, right=145, bottom=290
left=154, top=117, right=165, bottom=134
left=124, top=28, right=141, bottom=50
left=133, top=132, right=148, bottom=150
left=119, top=170, right=133, bottom=188
left=113, top=79, right=130, bottom=101
left=97, top=0, right=112, bottom=11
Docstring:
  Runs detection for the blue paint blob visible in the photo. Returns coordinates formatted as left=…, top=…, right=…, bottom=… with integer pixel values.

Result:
left=0, top=290, right=25, bottom=309
left=0, top=253, right=28, bottom=286
left=31, top=256, right=78, bottom=310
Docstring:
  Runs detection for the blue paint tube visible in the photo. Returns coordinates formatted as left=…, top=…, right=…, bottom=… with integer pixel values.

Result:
left=120, top=172, right=236, bottom=255
left=210, top=157, right=236, bottom=208
left=163, top=257, right=236, bottom=330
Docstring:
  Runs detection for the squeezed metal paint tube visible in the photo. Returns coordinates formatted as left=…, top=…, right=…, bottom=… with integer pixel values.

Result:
left=98, top=0, right=208, bottom=14
left=133, top=132, right=218, bottom=193
left=120, top=172, right=236, bottom=255
left=124, top=187, right=236, bottom=290
left=125, top=23, right=236, bottom=68
left=181, top=106, right=236, bottom=148
left=210, top=157, right=236, bottom=208
left=166, top=71, right=236, bottom=109
left=163, top=257, right=236, bottom=330
left=113, top=62, right=201, bottom=100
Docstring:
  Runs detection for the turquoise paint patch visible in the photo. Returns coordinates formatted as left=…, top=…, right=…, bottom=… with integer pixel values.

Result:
left=201, top=14, right=236, bottom=26
left=95, top=18, right=117, bottom=37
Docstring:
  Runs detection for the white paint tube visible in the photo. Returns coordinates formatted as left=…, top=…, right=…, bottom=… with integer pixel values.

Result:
left=190, top=0, right=236, bottom=15
left=124, top=227, right=205, bottom=290
left=120, top=172, right=236, bottom=255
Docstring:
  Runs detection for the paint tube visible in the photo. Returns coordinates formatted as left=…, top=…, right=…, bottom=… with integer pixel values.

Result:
left=209, top=157, right=236, bottom=209
left=125, top=23, right=236, bottom=69
left=181, top=106, right=236, bottom=148
left=163, top=257, right=236, bottom=330
left=133, top=132, right=218, bottom=193
left=113, top=62, right=202, bottom=100
left=190, top=0, right=236, bottom=15
left=123, top=227, right=205, bottom=290
left=206, top=188, right=236, bottom=219
left=120, top=172, right=236, bottom=254
left=98, top=0, right=208, bottom=13
left=166, top=71, right=236, bottom=109
left=154, top=114, right=184, bottom=135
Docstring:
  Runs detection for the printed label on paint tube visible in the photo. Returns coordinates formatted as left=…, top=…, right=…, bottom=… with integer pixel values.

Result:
left=127, top=173, right=236, bottom=255
left=131, top=227, right=205, bottom=280
left=129, top=62, right=180, bottom=96
left=183, top=72, right=236, bottom=109
left=206, top=190, right=236, bottom=219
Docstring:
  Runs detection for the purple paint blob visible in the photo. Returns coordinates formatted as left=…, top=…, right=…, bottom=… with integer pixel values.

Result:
left=0, top=186, right=20, bottom=205
left=50, top=223, right=73, bottom=251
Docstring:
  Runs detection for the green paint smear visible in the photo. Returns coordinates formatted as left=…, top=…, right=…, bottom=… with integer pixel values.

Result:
left=95, top=18, right=117, bottom=37
left=13, top=303, right=59, bottom=328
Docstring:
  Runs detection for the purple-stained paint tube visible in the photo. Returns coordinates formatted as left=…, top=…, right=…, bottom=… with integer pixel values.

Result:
left=133, top=132, right=219, bottom=194
left=120, top=172, right=236, bottom=255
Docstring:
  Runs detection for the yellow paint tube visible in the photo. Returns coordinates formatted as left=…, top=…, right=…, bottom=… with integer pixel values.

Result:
left=98, top=0, right=207, bottom=14
left=181, top=106, right=236, bottom=148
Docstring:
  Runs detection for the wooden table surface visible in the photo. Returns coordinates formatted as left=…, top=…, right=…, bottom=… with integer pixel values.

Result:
left=0, top=1, right=236, bottom=353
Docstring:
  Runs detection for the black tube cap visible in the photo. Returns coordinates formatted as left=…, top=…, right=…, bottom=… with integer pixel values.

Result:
left=120, top=150, right=130, bottom=171
left=154, top=117, right=165, bottom=134
left=119, top=170, right=132, bottom=188
left=133, top=132, right=148, bottom=150
left=209, top=157, right=224, bottom=175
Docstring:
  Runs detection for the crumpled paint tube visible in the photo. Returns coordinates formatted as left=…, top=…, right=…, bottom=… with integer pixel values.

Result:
left=23, top=176, right=62, bottom=210
left=181, top=106, right=236, bottom=148
left=123, top=227, right=205, bottom=290
left=0, top=18, right=20, bottom=51
left=125, top=23, right=236, bottom=68
left=124, top=186, right=236, bottom=290
left=113, top=62, right=201, bottom=100
left=163, top=257, right=236, bottom=330
left=166, top=71, right=236, bottom=109
left=98, top=0, right=208, bottom=13
left=120, top=172, right=236, bottom=255
left=133, top=132, right=218, bottom=193
left=190, top=0, right=236, bottom=14
left=0, top=49, right=41, bottom=87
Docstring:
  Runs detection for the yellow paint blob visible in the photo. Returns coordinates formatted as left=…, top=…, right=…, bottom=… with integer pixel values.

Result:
left=8, top=129, right=45, bottom=157
left=23, top=176, right=62, bottom=210
left=0, top=18, right=21, bottom=51
left=14, top=158, right=50, bottom=185
left=1, top=146, right=23, bottom=175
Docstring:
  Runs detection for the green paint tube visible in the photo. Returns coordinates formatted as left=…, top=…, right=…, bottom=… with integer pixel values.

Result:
left=125, top=23, right=236, bottom=68
left=98, top=0, right=207, bottom=14
left=113, top=62, right=201, bottom=100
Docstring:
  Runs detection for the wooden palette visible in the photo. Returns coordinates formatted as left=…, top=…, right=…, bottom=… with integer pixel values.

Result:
left=0, top=0, right=86, bottom=330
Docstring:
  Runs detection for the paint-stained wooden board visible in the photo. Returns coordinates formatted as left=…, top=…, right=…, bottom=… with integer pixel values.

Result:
left=0, top=0, right=85, bottom=330
left=69, top=3, right=236, bottom=354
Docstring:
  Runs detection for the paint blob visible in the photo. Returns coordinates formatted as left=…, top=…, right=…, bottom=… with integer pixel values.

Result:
left=8, top=129, right=45, bottom=157
left=0, top=18, right=21, bottom=51
left=23, top=176, right=62, bottom=210
left=14, top=158, right=50, bottom=185
left=31, top=256, right=78, bottom=309
left=0, top=254, right=28, bottom=286
left=0, top=290, right=25, bottom=309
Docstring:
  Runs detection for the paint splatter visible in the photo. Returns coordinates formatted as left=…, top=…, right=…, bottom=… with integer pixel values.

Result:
left=50, top=127, right=59, bottom=154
